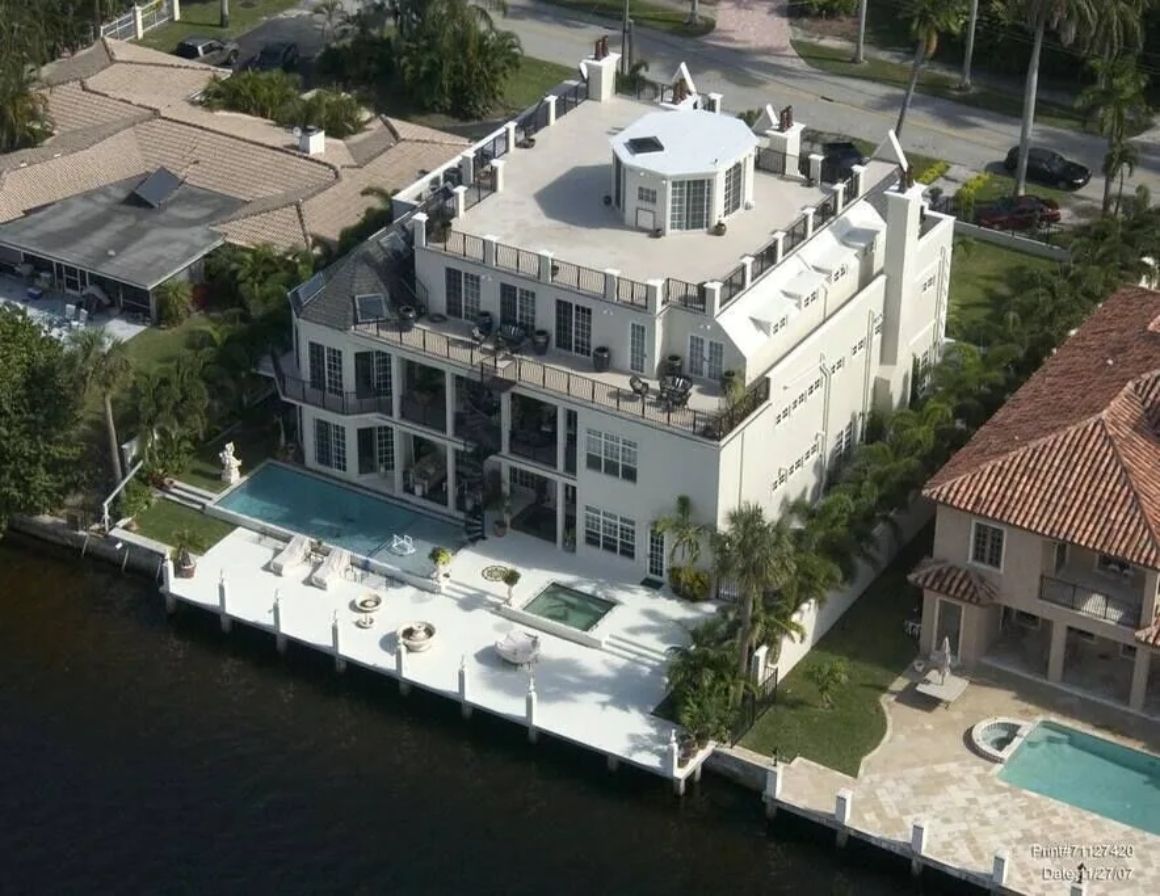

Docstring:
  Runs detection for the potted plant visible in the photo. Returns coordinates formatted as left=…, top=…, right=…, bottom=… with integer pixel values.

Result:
left=397, top=304, right=417, bottom=332
left=592, top=346, right=611, bottom=372
left=428, top=545, right=453, bottom=580
left=650, top=227, right=663, bottom=239
left=501, top=567, right=521, bottom=604
left=677, top=676, right=732, bottom=757
left=720, top=369, right=740, bottom=398
left=712, top=220, right=727, bottom=236
left=603, top=194, right=612, bottom=206
left=476, top=310, right=494, bottom=335
left=663, top=354, right=683, bottom=376
left=532, top=329, right=550, bottom=355
left=172, top=528, right=206, bottom=579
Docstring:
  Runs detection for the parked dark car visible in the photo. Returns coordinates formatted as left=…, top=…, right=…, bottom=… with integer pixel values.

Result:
left=174, top=36, right=239, bottom=68
left=1003, top=146, right=1091, bottom=190
left=247, top=41, right=300, bottom=72
left=820, top=141, right=867, bottom=183
left=974, top=195, right=1061, bottom=231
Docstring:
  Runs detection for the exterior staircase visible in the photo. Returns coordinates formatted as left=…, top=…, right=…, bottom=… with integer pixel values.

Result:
left=158, top=479, right=220, bottom=511
left=603, top=633, right=673, bottom=670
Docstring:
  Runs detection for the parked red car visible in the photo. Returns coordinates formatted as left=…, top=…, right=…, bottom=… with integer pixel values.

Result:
left=974, top=195, right=1061, bottom=231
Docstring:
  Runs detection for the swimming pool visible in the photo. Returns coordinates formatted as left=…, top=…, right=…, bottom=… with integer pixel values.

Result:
left=999, top=721, right=1160, bottom=834
left=522, top=583, right=615, bottom=632
left=215, top=464, right=463, bottom=574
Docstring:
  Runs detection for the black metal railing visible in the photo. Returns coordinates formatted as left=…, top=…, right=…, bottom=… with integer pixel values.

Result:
left=1039, top=576, right=1143, bottom=628
left=275, top=370, right=393, bottom=418
left=555, top=80, right=588, bottom=118
left=509, top=430, right=558, bottom=467
left=720, top=265, right=746, bottom=307
left=784, top=214, right=809, bottom=254
left=360, top=320, right=770, bottom=441
left=400, top=393, right=447, bottom=432
left=751, top=235, right=781, bottom=280
left=729, top=668, right=779, bottom=744
left=755, top=147, right=786, bottom=175
left=816, top=193, right=838, bottom=225
left=664, top=278, right=704, bottom=312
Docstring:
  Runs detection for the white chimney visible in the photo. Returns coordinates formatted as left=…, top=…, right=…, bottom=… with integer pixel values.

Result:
left=299, top=127, right=326, bottom=156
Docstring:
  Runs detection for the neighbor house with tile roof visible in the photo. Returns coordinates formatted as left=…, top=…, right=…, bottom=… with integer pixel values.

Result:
left=0, top=38, right=467, bottom=319
left=911, top=285, right=1160, bottom=717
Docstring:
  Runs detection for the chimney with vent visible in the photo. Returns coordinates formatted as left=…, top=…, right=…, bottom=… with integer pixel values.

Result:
left=298, top=127, right=326, bottom=156
left=581, top=45, right=620, bottom=104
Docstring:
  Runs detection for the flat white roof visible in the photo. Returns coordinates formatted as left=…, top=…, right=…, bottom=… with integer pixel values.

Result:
left=611, top=109, right=758, bottom=177
left=454, top=96, right=827, bottom=286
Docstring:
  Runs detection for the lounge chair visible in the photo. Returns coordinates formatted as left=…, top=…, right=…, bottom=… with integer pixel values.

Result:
left=270, top=534, right=311, bottom=576
left=496, top=631, right=540, bottom=666
left=629, top=375, right=650, bottom=401
left=391, top=534, right=416, bottom=555
left=311, top=547, right=350, bottom=590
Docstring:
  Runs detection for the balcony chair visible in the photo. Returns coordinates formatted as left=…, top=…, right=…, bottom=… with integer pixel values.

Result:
left=629, top=376, right=650, bottom=401
left=496, top=324, right=527, bottom=354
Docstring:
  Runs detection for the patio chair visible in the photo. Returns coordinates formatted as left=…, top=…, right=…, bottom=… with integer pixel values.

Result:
left=470, top=326, right=487, bottom=347
left=629, top=375, right=650, bottom=401
left=270, top=534, right=311, bottom=576
left=496, top=630, right=540, bottom=667
left=310, top=547, right=350, bottom=590
left=63, top=303, right=76, bottom=322
left=77, top=307, right=89, bottom=326
left=390, top=534, right=416, bottom=555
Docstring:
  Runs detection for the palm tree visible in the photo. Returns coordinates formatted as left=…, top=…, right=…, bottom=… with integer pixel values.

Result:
left=68, top=328, right=133, bottom=485
left=712, top=504, right=796, bottom=684
left=667, top=617, right=735, bottom=699
left=807, top=658, right=850, bottom=709
left=1105, top=138, right=1140, bottom=217
left=896, top=0, right=967, bottom=137
left=1076, top=55, right=1149, bottom=214
left=221, top=0, right=230, bottom=29
left=655, top=494, right=710, bottom=569
left=0, top=61, right=51, bottom=153
left=314, top=0, right=346, bottom=39
left=1008, top=0, right=1098, bottom=196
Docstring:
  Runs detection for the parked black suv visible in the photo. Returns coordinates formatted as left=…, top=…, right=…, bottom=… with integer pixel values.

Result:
left=246, top=42, right=300, bottom=73
left=1003, top=146, right=1091, bottom=190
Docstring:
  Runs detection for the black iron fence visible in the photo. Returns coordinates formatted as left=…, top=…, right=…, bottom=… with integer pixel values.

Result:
left=730, top=669, right=779, bottom=744
left=400, top=393, right=448, bottom=433
left=664, top=278, right=704, bottom=312
left=275, top=366, right=393, bottom=418
left=555, top=80, right=588, bottom=118
left=719, top=265, right=746, bottom=307
left=1039, top=576, right=1142, bottom=628
left=755, top=146, right=786, bottom=175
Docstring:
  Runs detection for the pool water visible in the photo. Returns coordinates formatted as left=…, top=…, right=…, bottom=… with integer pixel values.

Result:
left=999, top=721, right=1160, bottom=834
left=523, top=583, right=615, bottom=632
left=215, top=464, right=463, bottom=574
left=981, top=723, right=1018, bottom=752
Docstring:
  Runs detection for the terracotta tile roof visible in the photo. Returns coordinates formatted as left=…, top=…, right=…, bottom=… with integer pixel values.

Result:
left=385, top=117, right=471, bottom=148
left=103, top=38, right=216, bottom=70
left=40, top=40, right=113, bottom=86
left=218, top=204, right=307, bottom=250
left=84, top=63, right=216, bottom=113
left=1136, top=620, right=1160, bottom=648
left=908, top=558, right=998, bottom=605
left=925, top=287, right=1160, bottom=569
left=44, top=82, right=147, bottom=135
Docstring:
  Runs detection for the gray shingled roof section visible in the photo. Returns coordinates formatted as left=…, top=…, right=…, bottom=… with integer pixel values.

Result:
left=41, top=41, right=113, bottom=86
left=345, top=118, right=398, bottom=167
left=299, top=240, right=393, bottom=331
left=0, top=173, right=242, bottom=288
left=0, top=112, right=153, bottom=173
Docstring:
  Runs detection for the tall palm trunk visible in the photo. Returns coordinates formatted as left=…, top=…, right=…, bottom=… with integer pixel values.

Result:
left=103, top=393, right=124, bottom=485
left=1102, top=137, right=1114, bottom=215
left=959, top=0, right=979, bottom=89
left=854, top=0, right=868, bottom=64
left=896, top=41, right=927, bottom=137
left=1014, top=21, right=1045, bottom=197
left=736, top=591, right=754, bottom=684
left=221, top=0, right=230, bottom=28
left=688, top=0, right=699, bottom=25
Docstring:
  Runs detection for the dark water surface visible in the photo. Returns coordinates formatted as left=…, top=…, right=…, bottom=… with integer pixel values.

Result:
left=0, top=538, right=950, bottom=896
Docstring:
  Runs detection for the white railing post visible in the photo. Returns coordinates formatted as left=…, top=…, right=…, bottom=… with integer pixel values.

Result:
left=163, top=557, right=176, bottom=614
left=990, top=850, right=1008, bottom=891
left=331, top=611, right=345, bottom=673
left=802, top=207, right=816, bottom=239
left=273, top=592, right=286, bottom=654
left=525, top=671, right=538, bottom=743
left=218, top=571, right=231, bottom=633
left=763, top=765, right=783, bottom=819
left=909, top=818, right=926, bottom=877
left=458, top=655, right=471, bottom=718
left=396, top=641, right=410, bottom=695
left=545, top=95, right=558, bottom=126
left=834, top=789, right=853, bottom=847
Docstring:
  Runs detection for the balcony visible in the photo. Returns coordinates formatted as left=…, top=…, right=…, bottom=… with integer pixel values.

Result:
left=274, top=366, right=392, bottom=417
left=1039, top=575, right=1143, bottom=629
left=355, top=317, right=770, bottom=442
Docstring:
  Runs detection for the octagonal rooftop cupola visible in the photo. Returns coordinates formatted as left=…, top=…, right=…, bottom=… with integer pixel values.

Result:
left=609, top=109, right=758, bottom=235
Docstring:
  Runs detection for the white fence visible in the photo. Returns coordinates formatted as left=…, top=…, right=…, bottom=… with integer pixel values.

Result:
left=100, top=0, right=175, bottom=41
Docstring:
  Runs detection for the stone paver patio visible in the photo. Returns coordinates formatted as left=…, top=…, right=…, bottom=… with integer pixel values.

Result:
left=777, top=669, right=1159, bottom=895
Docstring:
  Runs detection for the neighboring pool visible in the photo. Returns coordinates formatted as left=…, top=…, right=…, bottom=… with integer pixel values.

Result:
left=523, top=583, right=615, bottom=632
left=999, top=721, right=1160, bottom=834
left=215, top=464, right=463, bottom=574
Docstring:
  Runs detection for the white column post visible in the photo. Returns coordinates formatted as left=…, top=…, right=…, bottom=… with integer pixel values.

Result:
left=808, top=153, right=824, bottom=185
left=396, top=641, right=410, bottom=695
left=482, top=235, right=498, bottom=267
left=444, top=371, right=457, bottom=439
left=163, top=557, right=176, bottom=613
left=668, top=729, right=685, bottom=796
left=771, top=231, right=786, bottom=264
left=603, top=268, right=619, bottom=301
left=1129, top=647, right=1151, bottom=711
left=133, top=5, right=145, bottom=40
left=834, top=789, right=853, bottom=847
left=218, top=571, right=231, bottom=633
left=741, top=255, right=755, bottom=288
left=646, top=278, right=664, bottom=315
left=525, top=671, right=538, bottom=743
left=991, top=850, right=1008, bottom=891
left=909, top=818, right=926, bottom=877
left=391, top=426, right=404, bottom=494
left=539, top=249, right=556, bottom=283
left=763, top=765, right=782, bottom=819
left=545, top=95, right=558, bottom=126
left=833, top=182, right=846, bottom=214
left=273, top=592, right=287, bottom=654
left=802, top=207, right=816, bottom=240
left=458, top=151, right=475, bottom=186
left=849, top=163, right=866, bottom=199
left=331, top=611, right=345, bottom=673
left=458, top=655, right=472, bottom=718
left=499, top=393, right=512, bottom=455
left=410, top=212, right=428, bottom=249
left=452, top=184, right=468, bottom=219
left=491, top=158, right=507, bottom=193
left=707, top=92, right=723, bottom=113
left=503, top=122, right=517, bottom=153
left=172, top=0, right=182, bottom=22
left=702, top=281, right=723, bottom=316
left=1047, top=619, right=1067, bottom=683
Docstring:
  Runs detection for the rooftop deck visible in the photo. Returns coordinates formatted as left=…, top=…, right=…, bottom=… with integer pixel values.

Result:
left=452, top=96, right=828, bottom=288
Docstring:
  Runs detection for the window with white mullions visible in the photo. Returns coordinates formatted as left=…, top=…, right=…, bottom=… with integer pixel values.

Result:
left=970, top=521, right=1004, bottom=570
left=688, top=335, right=724, bottom=380
left=648, top=526, right=665, bottom=578
left=584, top=506, right=636, bottom=559
left=500, top=283, right=536, bottom=329
left=723, top=162, right=743, bottom=215
left=555, top=299, right=592, bottom=356
left=314, top=419, right=347, bottom=472
left=629, top=321, right=646, bottom=373
left=585, top=430, right=637, bottom=482
left=325, top=346, right=343, bottom=396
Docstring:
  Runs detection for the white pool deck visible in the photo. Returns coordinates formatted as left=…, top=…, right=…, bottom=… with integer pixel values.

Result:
left=163, top=526, right=718, bottom=784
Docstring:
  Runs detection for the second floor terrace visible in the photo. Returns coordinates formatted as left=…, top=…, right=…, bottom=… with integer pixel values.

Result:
left=419, top=91, right=887, bottom=316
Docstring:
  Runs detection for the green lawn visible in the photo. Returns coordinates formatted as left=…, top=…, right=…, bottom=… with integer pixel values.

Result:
left=792, top=40, right=1088, bottom=134
left=739, top=531, right=932, bottom=776
left=498, top=57, right=578, bottom=114
left=535, top=0, right=715, bottom=37
left=122, top=314, right=215, bottom=373
left=969, top=173, right=1075, bottom=207
left=140, top=0, right=302, bottom=52
left=947, top=239, right=1059, bottom=340
left=182, top=403, right=282, bottom=493
left=133, top=498, right=235, bottom=550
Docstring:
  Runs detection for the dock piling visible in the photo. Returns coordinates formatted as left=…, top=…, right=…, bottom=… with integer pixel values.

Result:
left=834, top=789, right=853, bottom=848
left=525, top=671, right=538, bottom=743
left=273, top=592, right=286, bottom=654
left=990, top=850, right=1007, bottom=892
left=606, top=755, right=619, bottom=772
left=218, top=571, right=231, bottom=633
left=163, top=558, right=176, bottom=614
left=396, top=643, right=410, bottom=695
left=909, top=819, right=926, bottom=877
left=458, top=655, right=471, bottom=718
left=763, top=765, right=783, bottom=819
left=331, top=612, right=345, bottom=673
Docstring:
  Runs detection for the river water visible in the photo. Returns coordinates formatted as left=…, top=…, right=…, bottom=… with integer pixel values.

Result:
left=0, top=538, right=955, bottom=895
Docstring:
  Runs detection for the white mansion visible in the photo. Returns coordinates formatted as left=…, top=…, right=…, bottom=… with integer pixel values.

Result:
left=279, top=51, right=953, bottom=584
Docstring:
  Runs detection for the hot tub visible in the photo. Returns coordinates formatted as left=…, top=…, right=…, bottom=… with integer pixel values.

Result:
left=970, top=717, right=1030, bottom=763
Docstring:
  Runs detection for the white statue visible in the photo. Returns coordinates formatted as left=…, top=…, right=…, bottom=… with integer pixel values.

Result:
left=219, top=441, right=242, bottom=484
